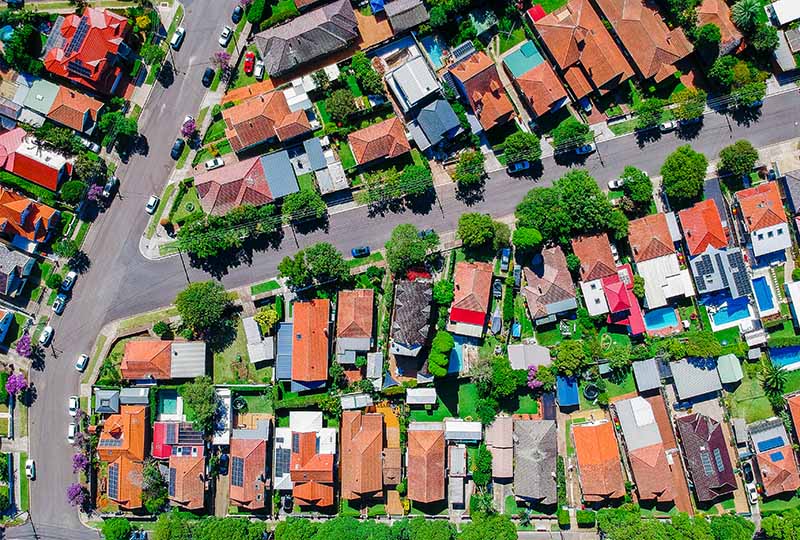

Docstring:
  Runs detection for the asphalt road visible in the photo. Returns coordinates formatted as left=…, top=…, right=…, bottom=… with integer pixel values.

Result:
left=19, top=13, right=800, bottom=535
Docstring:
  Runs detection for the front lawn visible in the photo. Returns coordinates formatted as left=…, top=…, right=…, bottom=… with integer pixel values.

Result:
left=18, top=451, right=28, bottom=511
left=230, top=45, right=262, bottom=90
left=203, top=118, right=227, bottom=145
left=457, top=383, right=479, bottom=419
left=145, top=183, right=176, bottom=238
left=347, top=251, right=384, bottom=268
left=337, top=140, right=356, bottom=170
left=171, top=186, right=201, bottom=224
left=251, top=279, right=281, bottom=295
left=297, top=173, right=315, bottom=192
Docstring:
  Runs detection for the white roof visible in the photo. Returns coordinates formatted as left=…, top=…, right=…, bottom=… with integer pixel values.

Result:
left=636, top=255, right=695, bottom=308
left=406, top=387, right=437, bottom=404
left=445, top=419, right=482, bottom=440
left=772, top=0, right=800, bottom=25
left=282, top=85, right=312, bottom=112
left=340, top=392, right=374, bottom=409
left=581, top=279, right=609, bottom=316
left=615, top=396, right=661, bottom=452
left=273, top=427, right=293, bottom=491
left=786, top=281, right=800, bottom=327
left=385, top=56, right=440, bottom=112
left=212, top=388, right=232, bottom=446
left=290, top=410, right=323, bottom=432
left=318, top=427, right=337, bottom=455
left=15, top=138, right=69, bottom=170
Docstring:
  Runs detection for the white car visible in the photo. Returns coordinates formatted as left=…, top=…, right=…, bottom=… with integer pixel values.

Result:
left=218, top=26, right=233, bottom=47
left=607, top=177, right=626, bottom=190
left=145, top=195, right=160, bottom=214
left=61, top=269, right=78, bottom=291
left=38, top=325, right=54, bottom=347
left=747, top=484, right=758, bottom=504
left=575, top=143, right=596, bottom=155
left=78, top=137, right=101, bottom=154
left=182, top=115, right=194, bottom=127
left=75, top=354, right=89, bottom=372
left=67, top=422, right=77, bottom=444
left=204, top=157, right=224, bottom=171
left=68, top=396, right=79, bottom=417
left=660, top=120, right=678, bottom=133
left=25, top=459, right=35, bottom=480
left=170, top=26, right=186, bottom=50
left=254, top=60, right=265, bottom=81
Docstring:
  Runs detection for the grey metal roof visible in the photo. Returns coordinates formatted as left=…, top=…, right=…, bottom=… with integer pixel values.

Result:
left=732, top=417, right=748, bottom=445
left=243, top=316, right=275, bottom=364
left=119, top=387, right=149, bottom=405
left=508, top=343, right=551, bottom=370
left=22, top=79, right=59, bottom=116
left=366, top=351, right=382, bottom=379
left=449, top=445, right=467, bottom=477
left=448, top=476, right=464, bottom=506
left=260, top=150, right=299, bottom=199
left=303, top=138, right=327, bottom=171
left=406, top=387, right=437, bottom=404
left=384, top=0, right=429, bottom=33
left=445, top=420, right=482, bottom=441
left=665, top=212, right=682, bottom=242
left=415, top=99, right=460, bottom=149
left=94, top=388, right=119, bottom=414
left=386, top=56, right=439, bottom=111
left=783, top=170, right=800, bottom=213
left=671, top=358, right=723, bottom=400
left=340, top=392, right=374, bottom=409
left=632, top=358, right=661, bottom=392
left=703, top=178, right=728, bottom=229
left=615, top=396, right=661, bottom=452
left=513, top=420, right=557, bottom=504
left=717, top=354, right=743, bottom=384
left=169, top=342, right=206, bottom=379
left=276, top=323, right=294, bottom=380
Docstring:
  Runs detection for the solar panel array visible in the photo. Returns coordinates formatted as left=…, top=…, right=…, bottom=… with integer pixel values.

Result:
left=65, top=16, right=90, bottom=56
left=108, top=463, right=119, bottom=499
left=165, top=424, right=177, bottom=445
left=712, top=448, right=725, bottom=472
left=700, top=451, right=714, bottom=477
left=292, top=433, right=300, bottom=453
left=168, top=467, right=176, bottom=497
left=178, top=424, right=204, bottom=445
left=771, top=451, right=785, bottom=462
left=99, top=438, right=123, bottom=448
left=231, top=457, right=244, bottom=488
left=715, top=254, right=729, bottom=288
left=67, top=60, right=92, bottom=78
left=727, top=251, right=752, bottom=296
left=757, top=436, right=785, bottom=453
left=275, top=448, right=291, bottom=475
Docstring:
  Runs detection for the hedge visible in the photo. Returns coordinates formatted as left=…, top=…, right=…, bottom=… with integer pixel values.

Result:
left=0, top=372, right=8, bottom=403
left=767, top=336, right=800, bottom=348
left=576, top=510, right=596, bottom=528
left=0, top=171, right=58, bottom=206
left=557, top=508, right=570, bottom=528
left=273, top=392, right=325, bottom=410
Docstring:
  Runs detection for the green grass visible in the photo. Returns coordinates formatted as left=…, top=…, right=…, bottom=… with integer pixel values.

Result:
left=203, top=118, right=228, bottom=145
left=166, top=4, right=184, bottom=40
left=119, top=306, right=179, bottom=331
left=171, top=186, right=201, bottom=224
left=457, top=383, right=479, bottom=419
left=714, top=326, right=741, bottom=346
left=410, top=379, right=458, bottom=422
left=213, top=320, right=272, bottom=384
left=727, top=365, right=773, bottom=423
left=18, top=452, right=28, bottom=511
left=347, top=251, right=384, bottom=268
left=175, top=141, right=192, bottom=169
left=261, top=0, right=300, bottom=28
left=514, top=394, right=539, bottom=414
left=346, top=74, right=363, bottom=97
left=499, top=26, right=526, bottom=54
left=579, top=371, right=636, bottom=410
left=297, top=173, right=315, bottom=192
left=239, top=392, right=274, bottom=414
left=609, top=119, right=637, bottom=136
left=131, top=104, right=143, bottom=122
left=74, top=220, right=90, bottom=248
left=337, top=140, right=356, bottom=170
left=760, top=494, right=800, bottom=516
left=226, top=16, right=248, bottom=55
left=81, top=335, right=107, bottom=385
left=145, top=183, right=176, bottom=239
left=250, top=279, right=281, bottom=295
left=514, top=296, right=534, bottom=339
left=538, top=0, right=569, bottom=12
left=565, top=417, right=586, bottom=457
left=230, top=45, right=261, bottom=90
left=317, top=101, right=331, bottom=127
left=210, top=70, right=222, bottom=92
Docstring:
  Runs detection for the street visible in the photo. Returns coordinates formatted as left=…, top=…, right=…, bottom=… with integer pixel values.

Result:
left=17, top=3, right=800, bottom=534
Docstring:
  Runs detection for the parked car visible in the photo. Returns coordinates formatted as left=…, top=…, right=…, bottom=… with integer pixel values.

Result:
left=500, top=248, right=510, bottom=272
left=145, top=195, right=160, bottom=215
left=170, top=138, right=185, bottom=160
left=52, top=293, right=68, bottom=315
left=418, top=228, right=434, bottom=239
left=506, top=160, right=530, bottom=175
left=102, top=176, right=119, bottom=200
left=492, top=280, right=502, bottom=298
left=244, top=51, right=256, bottom=75
left=39, top=325, right=54, bottom=346
left=218, top=453, right=229, bottom=475
left=67, top=422, right=77, bottom=444
left=575, top=143, right=596, bottom=155
left=232, top=4, right=244, bottom=23
left=78, top=137, right=101, bottom=153
left=659, top=120, right=678, bottom=133
left=170, top=26, right=186, bottom=50
left=282, top=495, right=293, bottom=513
left=743, top=461, right=754, bottom=484
left=254, top=60, right=265, bottom=81
left=607, top=177, right=626, bottom=190
left=678, top=116, right=702, bottom=128
left=61, top=270, right=78, bottom=292
left=204, top=157, right=224, bottom=171
left=747, top=484, right=758, bottom=504
left=25, top=459, right=35, bottom=480
left=68, top=395, right=79, bottom=417
left=202, top=67, right=215, bottom=87
left=351, top=246, right=370, bottom=258
left=218, top=26, right=233, bottom=47
left=75, top=354, right=89, bottom=372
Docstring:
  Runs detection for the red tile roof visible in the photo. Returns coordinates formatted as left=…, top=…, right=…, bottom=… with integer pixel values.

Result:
left=572, top=421, right=625, bottom=502
left=336, top=289, right=374, bottom=340
left=0, top=187, right=58, bottom=243
left=229, top=438, right=268, bottom=510
left=602, top=276, right=631, bottom=314
left=169, top=454, right=206, bottom=510
left=593, top=0, right=692, bottom=83
left=43, top=8, right=130, bottom=95
left=292, top=299, right=330, bottom=384
left=628, top=213, right=675, bottom=262
left=789, top=394, right=800, bottom=441
left=99, top=405, right=147, bottom=510
left=348, top=117, right=411, bottom=165
left=407, top=425, right=445, bottom=503
left=0, top=128, right=70, bottom=191
left=629, top=443, right=675, bottom=502
left=108, top=456, right=143, bottom=510
left=533, top=0, right=634, bottom=98
left=515, top=61, right=568, bottom=117
left=193, top=156, right=273, bottom=215
left=47, top=85, right=102, bottom=133
left=291, top=430, right=335, bottom=508
left=450, top=261, right=493, bottom=326
left=697, top=0, right=743, bottom=52
left=756, top=443, right=800, bottom=497
left=736, top=182, right=786, bottom=232
left=571, top=233, right=616, bottom=282
left=293, top=480, right=335, bottom=507
left=120, top=340, right=172, bottom=380
left=678, top=199, right=727, bottom=256
left=522, top=246, right=577, bottom=319
left=223, top=91, right=311, bottom=152
left=449, top=52, right=515, bottom=130
left=340, top=411, right=384, bottom=499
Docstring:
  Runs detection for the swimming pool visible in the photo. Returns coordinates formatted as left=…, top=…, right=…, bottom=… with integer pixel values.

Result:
left=711, top=297, right=752, bottom=326
left=449, top=334, right=479, bottom=374
left=420, top=34, right=446, bottom=71
left=769, top=346, right=800, bottom=370
left=643, top=307, right=679, bottom=331
left=502, top=40, right=544, bottom=78
left=752, top=276, right=776, bottom=312
left=158, top=389, right=178, bottom=415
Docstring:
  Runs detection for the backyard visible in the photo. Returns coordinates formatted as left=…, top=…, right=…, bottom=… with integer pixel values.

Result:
left=213, top=319, right=273, bottom=384
left=726, top=361, right=773, bottom=424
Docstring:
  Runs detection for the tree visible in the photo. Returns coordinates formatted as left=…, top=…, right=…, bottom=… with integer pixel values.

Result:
left=86, top=184, right=103, bottom=203
left=634, top=98, right=665, bottom=130
left=192, top=518, right=268, bottom=540
left=605, top=343, right=631, bottom=372
left=665, top=513, right=713, bottom=540
left=66, top=483, right=87, bottom=507
left=471, top=443, right=493, bottom=488
left=492, top=221, right=510, bottom=251
left=72, top=452, right=89, bottom=473
left=326, top=89, right=357, bottom=125
left=694, top=23, right=721, bottom=57
left=512, top=227, right=542, bottom=254
left=475, top=397, right=499, bottom=425
left=708, top=55, right=738, bottom=90
left=554, top=340, right=587, bottom=376
left=504, top=131, right=542, bottom=164
left=709, top=515, right=755, bottom=540
left=180, top=376, right=218, bottom=433
left=621, top=166, right=654, bottom=208
left=140, top=42, right=166, bottom=65
left=718, top=140, right=758, bottom=177
left=458, top=213, right=495, bottom=249
left=350, top=51, right=383, bottom=96
left=101, top=518, right=132, bottom=540
left=557, top=170, right=614, bottom=234
left=5, top=373, right=27, bottom=396
left=153, top=510, right=192, bottom=540
left=282, top=189, right=326, bottom=222
left=515, top=187, right=571, bottom=243
left=566, top=253, right=581, bottom=273
left=461, top=514, right=517, bottom=540
left=73, top=152, right=107, bottom=181
left=174, top=281, right=231, bottom=335
left=551, top=117, right=590, bottom=149
left=428, top=330, right=454, bottom=377
left=761, top=509, right=800, bottom=540
left=278, top=242, right=350, bottom=290
left=762, top=363, right=787, bottom=396
left=433, top=280, right=454, bottom=305
left=661, top=145, right=708, bottom=208
left=210, top=50, right=231, bottom=74
left=671, top=88, right=707, bottom=121
left=311, top=70, right=330, bottom=94
left=15, top=333, right=32, bottom=358
left=632, top=275, right=645, bottom=300
left=2, top=24, right=44, bottom=75
left=384, top=224, right=437, bottom=275
left=731, top=0, right=761, bottom=32
left=178, top=204, right=279, bottom=259
left=430, top=5, right=448, bottom=27
left=254, top=307, right=278, bottom=334
left=491, top=357, right=519, bottom=399
left=53, top=238, right=79, bottom=260
left=61, top=180, right=87, bottom=204
left=153, top=321, right=172, bottom=339
left=142, top=459, right=168, bottom=513
left=751, top=22, right=779, bottom=53
left=732, top=81, right=766, bottom=108
left=403, top=518, right=456, bottom=540
left=180, top=118, right=196, bottom=139
left=246, top=0, right=267, bottom=24
left=397, top=165, right=433, bottom=198
left=454, top=150, right=485, bottom=187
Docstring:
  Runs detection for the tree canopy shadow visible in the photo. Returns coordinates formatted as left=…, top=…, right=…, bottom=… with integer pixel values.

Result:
left=157, top=61, right=175, bottom=88
left=405, top=189, right=436, bottom=215
left=69, top=252, right=91, bottom=274
left=677, top=121, right=703, bottom=140
left=731, top=106, right=762, bottom=128
left=635, top=128, right=661, bottom=148
left=19, top=384, right=37, bottom=407
left=455, top=180, right=485, bottom=206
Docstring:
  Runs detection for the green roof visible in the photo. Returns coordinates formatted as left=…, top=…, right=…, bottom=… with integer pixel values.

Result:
left=22, top=79, right=60, bottom=116
left=717, top=354, right=743, bottom=384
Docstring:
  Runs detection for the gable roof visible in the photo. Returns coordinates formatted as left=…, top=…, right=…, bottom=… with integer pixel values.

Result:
left=533, top=0, right=633, bottom=98
left=514, top=420, right=558, bottom=503
left=407, top=422, right=445, bottom=503
left=572, top=421, right=625, bottom=501
left=108, top=456, right=143, bottom=509
left=678, top=199, right=728, bottom=256
left=697, top=0, right=743, bottom=51
left=47, top=85, right=102, bottom=133
left=98, top=405, right=146, bottom=463
left=675, top=413, right=736, bottom=502
left=292, top=299, right=330, bottom=384
left=223, top=91, right=311, bottom=153
left=0, top=187, right=58, bottom=243
left=571, top=233, right=617, bottom=281
left=515, top=61, right=568, bottom=117
left=229, top=438, right=268, bottom=509
left=415, top=99, right=461, bottom=148
left=168, top=454, right=206, bottom=510
left=449, top=51, right=514, bottom=130
left=629, top=213, right=675, bottom=262
left=336, top=289, right=374, bottom=340
left=788, top=394, right=800, bottom=442
left=671, top=358, right=723, bottom=400
left=290, top=429, right=336, bottom=507
left=735, top=182, right=786, bottom=232
left=522, top=246, right=577, bottom=319
left=391, top=280, right=433, bottom=351
left=450, top=261, right=493, bottom=326
left=0, top=127, right=71, bottom=191
left=348, top=117, right=411, bottom=165
left=340, top=411, right=384, bottom=499
left=486, top=416, right=513, bottom=479
left=384, top=0, right=429, bottom=33
left=120, top=340, right=172, bottom=380
left=593, top=0, right=692, bottom=83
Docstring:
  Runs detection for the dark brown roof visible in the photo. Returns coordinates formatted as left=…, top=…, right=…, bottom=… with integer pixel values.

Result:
left=675, top=414, right=736, bottom=502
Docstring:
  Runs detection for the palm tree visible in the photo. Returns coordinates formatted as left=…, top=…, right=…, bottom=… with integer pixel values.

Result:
left=761, top=363, right=788, bottom=397
left=731, top=0, right=761, bottom=33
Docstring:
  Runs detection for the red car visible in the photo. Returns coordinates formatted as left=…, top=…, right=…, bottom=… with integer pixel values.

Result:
left=244, top=51, right=256, bottom=75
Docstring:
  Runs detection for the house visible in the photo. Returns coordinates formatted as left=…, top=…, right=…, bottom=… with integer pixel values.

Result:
left=593, top=0, right=692, bottom=83
left=734, top=182, right=791, bottom=261
left=670, top=358, right=723, bottom=402
left=384, top=0, right=429, bottom=34
left=675, top=414, right=737, bottom=502
left=340, top=411, right=384, bottom=501
left=572, top=233, right=617, bottom=316
left=533, top=0, right=633, bottom=99
left=242, top=316, right=275, bottom=365
left=788, top=394, right=800, bottom=443
left=385, top=56, right=440, bottom=113
left=152, top=422, right=203, bottom=461
left=291, top=299, right=330, bottom=392
left=48, top=85, right=103, bottom=134
left=0, top=127, right=72, bottom=191
left=390, top=280, right=433, bottom=357
left=444, top=419, right=482, bottom=442
left=768, top=0, right=800, bottom=26
left=508, top=342, right=551, bottom=370
left=0, top=188, right=60, bottom=249
left=223, top=91, right=311, bottom=154
left=407, top=421, right=445, bottom=503
left=0, top=243, right=34, bottom=297
left=94, top=388, right=120, bottom=415
left=230, top=419, right=271, bottom=510
left=513, top=420, right=557, bottom=505
left=98, top=405, right=146, bottom=510
left=169, top=449, right=206, bottom=510
left=697, top=0, right=743, bottom=55
left=748, top=418, right=800, bottom=497
left=302, top=137, right=349, bottom=195
left=407, top=99, right=462, bottom=152
left=43, top=7, right=131, bottom=95
left=485, top=416, right=513, bottom=479
left=254, top=0, right=359, bottom=78
left=504, top=41, right=568, bottom=118
left=629, top=213, right=694, bottom=309
left=572, top=420, right=625, bottom=502
left=287, top=411, right=337, bottom=509
left=347, top=117, right=411, bottom=167
left=120, top=340, right=206, bottom=383
left=336, top=289, right=374, bottom=364
left=614, top=397, right=674, bottom=503
left=448, top=261, right=493, bottom=337
left=22, top=79, right=60, bottom=120
left=119, top=387, right=149, bottom=406
left=522, top=246, right=578, bottom=325
left=448, top=51, right=514, bottom=132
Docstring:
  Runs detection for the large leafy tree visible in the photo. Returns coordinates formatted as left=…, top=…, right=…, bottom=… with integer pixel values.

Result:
left=174, top=280, right=231, bottom=334
left=73, top=152, right=107, bottom=182
left=180, top=376, right=218, bottom=433
left=326, top=89, right=357, bottom=124
left=661, top=145, right=708, bottom=209
left=709, top=515, right=755, bottom=540
left=101, top=518, right=132, bottom=540
left=278, top=242, right=349, bottom=290
left=192, top=517, right=268, bottom=540
left=349, top=51, right=383, bottom=96
left=2, top=24, right=43, bottom=75
left=384, top=223, right=438, bottom=276
left=515, top=187, right=571, bottom=243
left=457, top=213, right=495, bottom=249
left=671, top=88, right=707, bottom=121
left=397, top=165, right=433, bottom=198
left=460, top=514, right=516, bottom=540
left=761, top=509, right=800, bottom=540
left=454, top=150, right=485, bottom=187
left=556, top=170, right=614, bottom=234
left=470, top=444, right=493, bottom=489
left=274, top=518, right=319, bottom=540
left=281, top=189, right=326, bottom=222
left=751, top=22, right=779, bottom=53
left=503, top=131, right=542, bottom=164
left=551, top=117, right=590, bottom=148
left=718, top=140, right=758, bottom=177
left=153, top=510, right=191, bottom=540
left=634, top=98, right=664, bottom=130
left=554, top=340, right=587, bottom=376
left=178, top=204, right=279, bottom=259
left=512, top=227, right=543, bottom=254
left=732, top=81, right=766, bottom=108
left=694, top=23, right=721, bottom=58
left=620, top=166, right=654, bottom=210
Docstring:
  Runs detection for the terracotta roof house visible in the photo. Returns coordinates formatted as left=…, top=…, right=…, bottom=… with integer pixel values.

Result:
left=336, top=289, right=374, bottom=364
left=223, top=91, right=311, bottom=154
left=43, top=7, right=131, bottom=95
left=749, top=418, right=800, bottom=498
left=448, top=261, right=493, bottom=337
left=449, top=52, right=514, bottom=131
left=513, top=60, right=569, bottom=118
left=0, top=187, right=60, bottom=247
left=572, top=420, right=625, bottom=503
left=0, top=127, right=72, bottom=191
left=522, top=246, right=578, bottom=325
left=593, top=0, right=692, bottom=83
left=289, top=411, right=337, bottom=509
left=734, top=182, right=790, bottom=259
left=572, top=233, right=617, bottom=316
left=533, top=0, right=633, bottom=98
left=390, top=280, right=433, bottom=357
left=697, top=0, right=743, bottom=55
left=120, top=340, right=206, bottom=382
left=789, top=394, right=800, bottom=442
left=291, top=299, right=331, bottom=392
left=514, top=420, right=558, bottom=505
left=486, top=416, right=513, bottom=479
left=0, top=243, right=34, bottom=297
left=229, top=419, right=271, bottom=510
left=629, top=213, right=694, bottom=309
left=340, top=411, right=384, bottom=500
left=675, top=413, right=736, bottom=502
left=169, top=453, right=206, bottom=510
left=679, top=200, right=728, bottom=257
left=47, top=85, right=103, bottom=134
left=347, top=117, right=411, bottom=166
left=407, top=421, right=445, bottom=503
left=254, top=0, right=359, bottom=77
left=98, top=405, right=147, bottom=510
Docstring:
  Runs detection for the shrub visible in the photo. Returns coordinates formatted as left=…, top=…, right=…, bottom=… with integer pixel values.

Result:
left=557, top=508, right=570, bottom=528
left=576, top=510, right=596, bottom=528
left=46, top=272, right=63, bottom=290
left=793, top=268, right=800, bottom=281
left=153, top=321, right=172, bottom=339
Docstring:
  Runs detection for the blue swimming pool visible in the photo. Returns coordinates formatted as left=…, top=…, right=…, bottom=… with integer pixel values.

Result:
left=643, top=307, right=679, bottom=331
left=711, top=297, right=751, bottom=326
left=421, top=35, right=446, bottom=70
left=752, top=276, right=775, bottom=312
left=770, top=346, right=800, bottom=369
left=449, top=334, right=479, bottom=373
left=158, top=389, right=178, bottom=415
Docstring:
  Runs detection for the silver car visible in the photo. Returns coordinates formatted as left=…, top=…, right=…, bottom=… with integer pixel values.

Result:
left=145, top=195, right=160, bottom=214
left=218, top=26, right=233, bottom=47
left=38, top=325, right=54, bottom=346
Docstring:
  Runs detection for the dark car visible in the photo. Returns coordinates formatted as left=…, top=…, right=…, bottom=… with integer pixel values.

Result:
left=102, top=176, right=119, bottom=199
left=743, top=461, right=754, bottom=484
left=492, top=280, right=502, bottom=298
left=282, top=495, right=293, bottom=513
left=418, top=228, right=434, bottom=239
left=218, top=453, right=229, bottom=476
left=351, top=246, right=370, bottom=258
left=170, top=138, right=185, bottom=160
left=232, top=4, right=244, bottom=23
left=201, top=67, right=215, bottom=88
